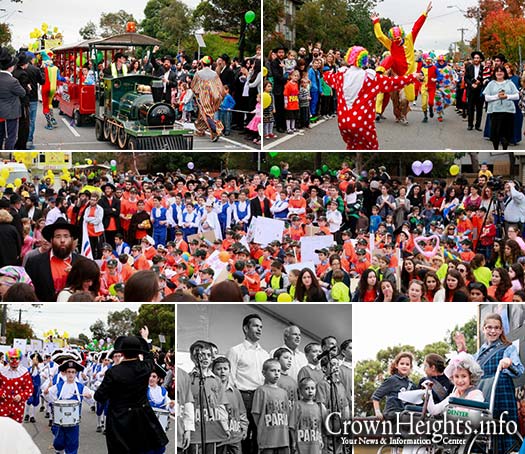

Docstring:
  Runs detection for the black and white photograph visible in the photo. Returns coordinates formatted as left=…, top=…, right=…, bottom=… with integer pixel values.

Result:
left=176, top=304, right=352, bottom=454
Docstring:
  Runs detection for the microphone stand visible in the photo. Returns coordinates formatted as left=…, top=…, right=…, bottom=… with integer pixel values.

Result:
left=196, top=354, right=211, bottom=454
left=323, top=351, right=338, bottom=454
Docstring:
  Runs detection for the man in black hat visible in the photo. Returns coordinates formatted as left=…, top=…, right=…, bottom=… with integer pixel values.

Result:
left=104, top=52, right=128, bottom=78
left=250, top=185, right=272, bottom=219
left=20, top=193, right=42, bottom=226
left=151, top=45, right=178, bottom=103
left=25, top=218, right=82, bottom=301
left=270, top=47, right=287, bottom=133
left=217, top=54, right=235, bottom=89
left=95, top=326, right=169, bottom=454
left=12, top=52, right=31, bottom=150
left=0, top=47, right=26, bottom=150
left=465, top=50, right=485, bottom=131
left=99, top=183, right=120, bottom=248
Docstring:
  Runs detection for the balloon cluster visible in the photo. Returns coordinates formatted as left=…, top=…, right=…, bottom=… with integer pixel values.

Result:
left=411, top=160, right=433, bottom=176
left=28, top=23, right=63, bottom=52
left=60, top=167, right=72, bottom=182
left=43, top=329, right=69, bottom=339
left=45, top=169, right=55, bottom=185
left=85, top=338, right=114, bottom=352
left=13, top=151, right=38, bottom=166
left=315, top=164, right=338, bottom=178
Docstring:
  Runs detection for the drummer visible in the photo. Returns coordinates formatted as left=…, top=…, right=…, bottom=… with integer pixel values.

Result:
left=146, top=364, right=176, bottom=454
left=48, top=359, right=95, bottom=454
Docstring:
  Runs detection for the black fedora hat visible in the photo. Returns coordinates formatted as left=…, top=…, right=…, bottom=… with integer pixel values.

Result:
left=42, top=218, right=80, bottom=242
left=111, top=335, right=149, bottom=358
left=471, top=50, right=485, bottom=61
left=101, top=183, right=116, bottom=192
left=0, top=47, right=17, bottom=70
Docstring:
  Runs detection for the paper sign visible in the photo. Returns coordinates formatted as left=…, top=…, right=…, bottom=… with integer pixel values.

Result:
left=30, top=339, right=43, bottom=353
left=398, top=389, right=425, bottom=405
left=300, top=235, right=334, bottom=264
left=13, top=338, right=27, bottom=353
left=204, top=250, right=229, bottom=283
left=187, top=230, right=216, bottom=244
left=305, top=225, right=320, bottom=236
left=285, top=262, right=316, bottom=275
left=250, top=216, right=285, bottom=246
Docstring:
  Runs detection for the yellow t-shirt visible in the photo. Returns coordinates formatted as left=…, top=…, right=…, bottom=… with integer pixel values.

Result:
left=331, top=282, right=350, bottom=302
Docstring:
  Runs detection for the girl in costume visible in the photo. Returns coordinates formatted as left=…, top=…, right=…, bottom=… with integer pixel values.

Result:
left=323, top=46, right=422, bottom=150
left=434, top=55, right=454, bottom=122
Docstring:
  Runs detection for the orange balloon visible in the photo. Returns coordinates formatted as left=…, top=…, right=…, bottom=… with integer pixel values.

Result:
left=219, top=251, right=230, bottom=262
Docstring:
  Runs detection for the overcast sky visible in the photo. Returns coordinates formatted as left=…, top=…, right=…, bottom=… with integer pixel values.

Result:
left=5, top=0, right=200, bottom=50
left=353, top=303, right=477, bottom=363
left=375, top=0, right=480, bottom=53
left=5, top=304, right=142, bottom=339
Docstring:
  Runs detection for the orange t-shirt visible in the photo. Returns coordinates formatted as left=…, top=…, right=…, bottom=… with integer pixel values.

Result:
left=283, top=81, right=299, bottom=110
left=50, top=255, right=71, bottom=294
left=134, top=254, right=150, bottom=271
left=87, top=206, right=103, bottom=237
left=288, top=197, right=307, bottom=222
left=244, top=272, right=261, bottom=295
left=121, top=198, right=138, bottom=232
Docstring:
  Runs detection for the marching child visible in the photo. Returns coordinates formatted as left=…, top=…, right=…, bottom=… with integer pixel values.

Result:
left=48, top=360, right=95, bottom=454
left=297, top=343, right=324, bottom=385
left=24, top=352, right=43, bottom=423
left=372, top=351, right=416, bottom=420
left=290, top=377, right=326, bottom=454
left=212, top=356, right=248, bottom=454
left=252, top=358, right=290, bottom=453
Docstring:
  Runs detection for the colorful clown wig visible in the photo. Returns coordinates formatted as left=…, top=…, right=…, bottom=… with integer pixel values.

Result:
left=422, top=53, right=430, bottom=61
left=437, top=54, right=445, bottom=62
left=388, top=26, right=405, bottom=42
left=200, top=55, right=212, bottom=66
left=345, top=46, right=369, bottom=68
left=6, top=348, right=22, bottom=361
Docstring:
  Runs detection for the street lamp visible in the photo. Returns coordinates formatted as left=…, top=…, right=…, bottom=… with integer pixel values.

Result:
left=447, top=4, right=481, bottom=51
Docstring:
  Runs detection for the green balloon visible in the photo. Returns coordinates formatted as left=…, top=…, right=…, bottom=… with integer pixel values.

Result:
left=322, top=164, right=329, bottom=173
left=315, top=169, right=322, bottom=176
left=331, top=170, right=338, bottom=176
left=254, top=291, right=267, bottom=302
left=269, top=151, right=279, bottom=158
left=245, top=10, right=256, bottom=24
left=270, top=165, right=281, bottom=177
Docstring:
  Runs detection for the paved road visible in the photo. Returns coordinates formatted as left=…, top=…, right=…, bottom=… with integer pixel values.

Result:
left=264, top=104, right=525, bottom=150
left=31, top=109, right=257, bottom=151
left=24, top=403, right=174, bottom=453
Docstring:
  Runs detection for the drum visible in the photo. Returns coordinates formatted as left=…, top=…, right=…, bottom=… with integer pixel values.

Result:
left=53, top=400, right=81, bottom=427
left=154, top=408, right=170, bottom=432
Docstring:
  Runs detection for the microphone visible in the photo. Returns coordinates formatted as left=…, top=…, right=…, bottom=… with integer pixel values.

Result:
left=316, top=345, right=338, bottom=361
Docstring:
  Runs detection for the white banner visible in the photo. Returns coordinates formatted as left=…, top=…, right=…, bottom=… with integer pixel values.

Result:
left=30, top=339, right=43, bottom=353
left=300, top=235, right=334, bottom=264
left=13, top=338, right=27, bottom=353
left=250, top=216, right=285, bottom=246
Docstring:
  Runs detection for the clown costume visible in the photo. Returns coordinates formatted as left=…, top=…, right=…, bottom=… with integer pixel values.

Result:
left=323, top=46, right=421, bottom=150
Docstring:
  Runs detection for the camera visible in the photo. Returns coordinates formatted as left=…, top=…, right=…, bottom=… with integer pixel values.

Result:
left=487, top=176, right=504, bottom=191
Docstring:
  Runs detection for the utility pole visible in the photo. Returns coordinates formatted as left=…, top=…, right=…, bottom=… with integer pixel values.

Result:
left=458, top=27, right=468, bottom=45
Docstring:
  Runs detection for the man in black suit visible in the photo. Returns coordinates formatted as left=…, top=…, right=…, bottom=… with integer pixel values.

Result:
left=25, top=218, right=82, bottom=301
left=99, top=183, right=120, bottom=248
left=0, top=48, right=26, bottom=149
left=20, top=194, right=43, bottom=226
left=270, top=47, right=287, bottom=133
left=250, top=185, right=272, bottom=220
left=465, top=50, right=485, bottom=131
left=217, top=54, right=235, bottom=91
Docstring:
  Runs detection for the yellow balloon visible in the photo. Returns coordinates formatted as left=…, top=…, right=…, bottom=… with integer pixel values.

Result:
left=0, top=177, right=5, bottom=187
left=277, top=293, right=293, bottom=302
left=41, top=22, right=48, bottom=32
left=262, top=66, right=268, bottom=77
left=86, top=159, right=93, bottom=165
left=1, top=168, right=9, bottom=179
left=53, top=26, right=59, bottom=33
left=14, top=178, right=22, bottom=187
left=262, top=92, right=271, bottom=109
left=449, top=164, right=460, bottom=176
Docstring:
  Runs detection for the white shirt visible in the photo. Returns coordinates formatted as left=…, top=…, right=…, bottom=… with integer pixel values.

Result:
left=226, top=340, right=269, bottom=391
left=269, top=345, right=307, bottom=381
left=45, top=207, right=66, bottom=226
left=48, top=380, right=94, bottom=405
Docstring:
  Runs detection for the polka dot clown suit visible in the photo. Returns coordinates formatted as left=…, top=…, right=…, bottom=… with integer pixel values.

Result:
left=0, top=349, right=34, bottom=423
left=323, top=46, right=419, bottom=150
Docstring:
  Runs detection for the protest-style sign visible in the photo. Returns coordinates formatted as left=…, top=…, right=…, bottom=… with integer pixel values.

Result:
left=285, top=262, right=316, bottom=275
left=300, top=235, right=335, bottom=264
left=204, top=250, right=229, bottom=283
left=44, top=342, right=58, bottom=355
left=249, top=216, right=285, bottom=246
left=305, top=225, right=320, bottom=236
left=30, top=339, right=43, bottom=353
left=187, top=230, right=216, bottom=244
left=13, top=338, right=27, bottom=353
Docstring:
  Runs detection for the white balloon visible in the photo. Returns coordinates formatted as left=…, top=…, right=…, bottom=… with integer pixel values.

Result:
left=187, top=162, right=194, bottom=170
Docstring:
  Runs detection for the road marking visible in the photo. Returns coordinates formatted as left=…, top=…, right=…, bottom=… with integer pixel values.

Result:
left=61, top=118, right=81, bottom=137
left=265, top=118, right=328, bottom=149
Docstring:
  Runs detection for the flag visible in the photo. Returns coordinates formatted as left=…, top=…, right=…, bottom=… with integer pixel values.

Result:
left=81, top=221, right=93, bottom=260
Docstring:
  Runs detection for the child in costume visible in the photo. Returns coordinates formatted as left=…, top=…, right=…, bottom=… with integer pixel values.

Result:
left=420, top=52, right=437, bottom=122
left=24, top=352, right=43, bottom=423
left=40, top=50, right=67, bottom=130
left=323, top=46, right=422, bottom=150
left=434, top=55, right=454, bottom=122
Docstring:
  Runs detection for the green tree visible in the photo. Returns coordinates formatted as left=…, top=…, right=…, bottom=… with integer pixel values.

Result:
left=446, top=317, right=478, bottom=353
left=261, top=0, right=284, bottom=47
left=180, top=33, right=240, bottom=64
left=0, top=23, right=12, bottom=47
left=99, top=10, right=137, bottom=38
left=79, top=21, right=98, bottom=40
left=78, top=333, right=90, bottom=345
left=6, top=321, right=34, bottom=345
left=107, top=308, right=138, bottom=338
left=354, top=359, right=383, bottom=416
left=90, top=319, right=108, bottom=340
left=135, top=304, right=174, bottom=349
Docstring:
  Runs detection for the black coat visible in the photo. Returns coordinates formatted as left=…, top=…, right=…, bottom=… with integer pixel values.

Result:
left=99, top=196, right=121, bottom=230
left=25, top=251, right=81, bottom=302
left=94, top=346, right=169, bottom=453
left=219, top=66, right=235, bottom=91
left=250, top=196, right=272, bottom=219
left=0, top=71, right=26, bottom=120
left=465, top=63, right=484, bottom=93
left=0, top=222, right=21, bottom=267
left=25, top=64, right=46, bottom=103
left=270, top=57, right=285, bottom=96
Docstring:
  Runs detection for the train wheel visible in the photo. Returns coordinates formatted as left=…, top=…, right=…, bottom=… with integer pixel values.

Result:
left=110, top=124, right=118, bottom=144
left=128, top=137, right=138, bottom=150
left=95, top=119, right=105, bottom=141
left=117, top=128, right=128, bottom=149
left=74, top=110, right=83, bottom=127
left=103, top=120, right=111, bottom=141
